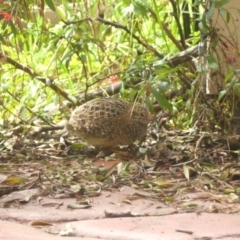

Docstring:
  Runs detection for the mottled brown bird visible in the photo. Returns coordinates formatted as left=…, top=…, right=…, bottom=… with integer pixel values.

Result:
left=65, top=98, right=154, bottom=148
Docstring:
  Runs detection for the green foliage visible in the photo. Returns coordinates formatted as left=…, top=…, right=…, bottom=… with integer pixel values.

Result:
left=0, top=0, right=204, bottom=129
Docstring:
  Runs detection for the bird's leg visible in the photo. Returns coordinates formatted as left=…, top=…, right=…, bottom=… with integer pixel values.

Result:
left=109, top=147, right=132, bottom=157
left=95, top=146, right=132, bottom=158
left=95, top=147, right=114, bottom=158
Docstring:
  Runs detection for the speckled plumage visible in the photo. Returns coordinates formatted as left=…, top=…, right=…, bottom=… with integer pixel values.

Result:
left=65, top=98, right=154, bottom=147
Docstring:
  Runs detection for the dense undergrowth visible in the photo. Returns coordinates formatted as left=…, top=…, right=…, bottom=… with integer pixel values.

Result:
left=0, top=0, right=205, bottom=130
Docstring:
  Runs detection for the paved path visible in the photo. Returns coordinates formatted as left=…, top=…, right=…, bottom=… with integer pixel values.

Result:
left=1, top=186, right=240, bottom=239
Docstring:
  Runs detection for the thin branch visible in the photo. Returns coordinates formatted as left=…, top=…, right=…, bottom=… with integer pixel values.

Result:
left=63, top=17, right=164, bottom=59
left=77, top=79, right=141, bottom=102
left=77, top=45, right=199, bottom=101
left=161, top=23, right=184, bottom=51
left=0, top=44, right=199, bottom=106
left=169, top=0, right=187, bottom=49
left=6, top=90, right=52, bottom=125
left=168, top=45, right=198, bottom=66
left=0, top=53, right=76, bottom=105
left=161, top=23, right=196, bottom=72
left=95, top=17, right=164, bottom=59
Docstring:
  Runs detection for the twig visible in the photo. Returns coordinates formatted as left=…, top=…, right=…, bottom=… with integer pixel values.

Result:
left=161, top=23, right=184, bottom=51
left=1, top=44, right=199, bottom=106
left=63, top=16, right=164, bottom=58
left=76, top=75, right=143, bottom=101
left=176, top=229, right=193, bottom=235
left=0, top=53, right=76, bottom=105
left=194, top=133, right=206, bottom=159
left=169, top=0, right=187, bottom=49
left=161, top=23, right=196, bottom=72
left=95, top=17, right=164, bottom=59
left=6, top=90, right=52, bottom=125
left=172, top=158, right=197, bottom=166
left=76, top=45, right=199, bottom=101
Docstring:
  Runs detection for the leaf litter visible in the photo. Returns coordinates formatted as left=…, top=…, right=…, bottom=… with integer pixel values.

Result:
left=1, top=125, right=240, bottom=214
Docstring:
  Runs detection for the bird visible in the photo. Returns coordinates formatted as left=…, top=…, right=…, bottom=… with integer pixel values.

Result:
left=64, top=98, right=154, bottom=149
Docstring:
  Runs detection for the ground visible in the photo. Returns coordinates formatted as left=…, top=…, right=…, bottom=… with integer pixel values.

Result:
left=1, top=126, right=240, bottom=239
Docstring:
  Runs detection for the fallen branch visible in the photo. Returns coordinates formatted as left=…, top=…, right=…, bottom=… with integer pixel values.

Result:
left=0, top=44, right=198, bottom=104
left=77, top=45, right=198, bottom=101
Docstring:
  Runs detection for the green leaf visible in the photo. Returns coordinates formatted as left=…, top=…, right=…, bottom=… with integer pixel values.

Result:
left=134, top=0, right=157, bottom=20
left=233, top=84, right=240, bottom=100
left=45, top=0, right=56, bottom=11
left=0, top=4, right=8, bottom=10
left=56, top=6, right=67, bottom=21
left=224, top=73, right=233, bottom=83
left=207, top=55, right=219, bottom=70
left=226, top=10, right=231, bottom=23
left=0, top=32, right=4, bottom=42
left=146, top=96, right=154, bottom=113
left=206, top=4, right=215, bottom=20
left=215, top=0, right=230, bottom=8
left=156, top=81, right=172, bottom=93
left=218, top=89, right=227, bottom=101
left=9, top=21, right=17, bottom=36
left=219, top=8, right=226, bottom=16
left=151, top=87, right=172, bottom=110
left=200, top=13, right=210, bottom=32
